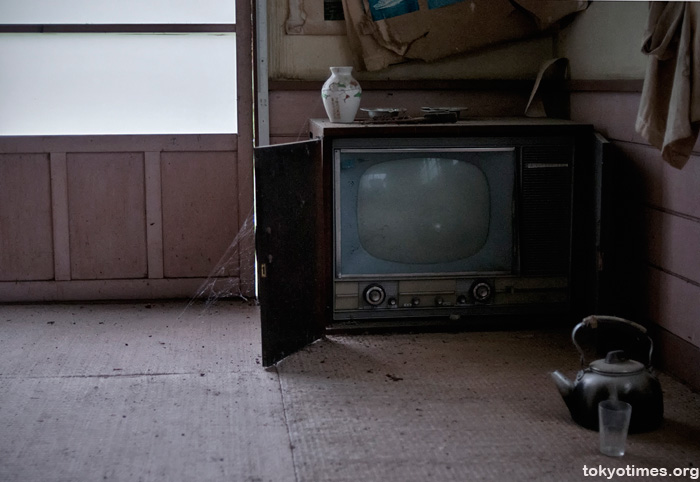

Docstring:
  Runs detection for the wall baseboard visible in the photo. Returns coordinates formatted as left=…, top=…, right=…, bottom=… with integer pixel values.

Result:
left=0, top=278, right=253, bottom=304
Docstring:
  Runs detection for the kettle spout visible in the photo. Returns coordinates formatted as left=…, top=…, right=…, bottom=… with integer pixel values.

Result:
left=551, top=370, right=574, bottom=400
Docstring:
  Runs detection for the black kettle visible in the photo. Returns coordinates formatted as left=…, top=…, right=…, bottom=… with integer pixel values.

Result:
left=551, top=315, right=664, bottom=432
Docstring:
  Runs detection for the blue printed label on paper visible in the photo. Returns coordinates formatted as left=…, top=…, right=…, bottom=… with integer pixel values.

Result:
left=427, top=0, right=465, bottom=9
left=369, top=0, right=419, bottom=21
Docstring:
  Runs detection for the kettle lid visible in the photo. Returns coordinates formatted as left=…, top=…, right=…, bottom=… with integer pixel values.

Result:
left=589, top=350, right=645, bottom=375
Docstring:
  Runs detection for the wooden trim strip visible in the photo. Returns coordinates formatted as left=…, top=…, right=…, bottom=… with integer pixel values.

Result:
left=269, top=79, right=535, bottom=92
left=144, top=152, right=164, bottom=280
left=567, top=79, right=644, bottom=93
left=0, top=278, right=229, bottom=302
left=268, top=78, right=644, bottom=93
left=236, top=0, right=256, bottom=295
left=0, top=24, right=235, bottom=33
left=0, top=134, right=237, bottom=154
left=49, top=153, right=71, bottom=281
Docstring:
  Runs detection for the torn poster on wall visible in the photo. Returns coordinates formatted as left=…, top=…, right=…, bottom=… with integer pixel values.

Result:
left=342, top=0, right=588, bottom=71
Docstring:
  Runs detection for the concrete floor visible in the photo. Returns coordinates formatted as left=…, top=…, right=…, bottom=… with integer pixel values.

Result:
left=1, top=300, right=699, bottom=482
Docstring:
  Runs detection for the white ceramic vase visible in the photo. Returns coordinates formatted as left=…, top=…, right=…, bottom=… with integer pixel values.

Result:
left=321, top=66, right=362, bottom=123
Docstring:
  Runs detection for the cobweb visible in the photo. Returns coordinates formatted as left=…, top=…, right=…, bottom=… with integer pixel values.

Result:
left=178, top=110, right=321, bottom=318
left=180, top=208, right=257, bottom=317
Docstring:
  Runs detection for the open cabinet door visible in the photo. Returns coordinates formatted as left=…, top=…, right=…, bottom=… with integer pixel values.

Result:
left=592, top=131, right=621, bottom=316
left=255, top=139, right=326, bottom=366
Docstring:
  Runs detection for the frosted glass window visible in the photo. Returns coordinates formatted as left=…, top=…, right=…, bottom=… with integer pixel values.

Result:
left=0, top=33, right=237, bottom=135
left=0, top=0, right=235, bottom=24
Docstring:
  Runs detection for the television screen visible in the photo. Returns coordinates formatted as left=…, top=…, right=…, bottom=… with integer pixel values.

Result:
left=336, top=145, right=516, bottom=277
left=358, top=158, right=490, bottom=264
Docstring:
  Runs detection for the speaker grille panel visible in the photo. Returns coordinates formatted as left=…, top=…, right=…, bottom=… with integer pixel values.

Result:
left=520, top=146, right=573, bottom=275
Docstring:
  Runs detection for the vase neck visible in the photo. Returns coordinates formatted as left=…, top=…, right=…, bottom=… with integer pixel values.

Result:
left=330, top=66, right=353, bottom=76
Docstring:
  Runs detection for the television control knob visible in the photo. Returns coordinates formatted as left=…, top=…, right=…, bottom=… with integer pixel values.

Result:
left=411, top=297, right=421, bottom=307
left=471, top=281, right=492, bottom=303
left=457, top=295, right=468, bottom=305
left=435, top=296, right=444, bottom=306
left=387, top=298, right=397, bottom=308
left=364, top=284, right=386, bottom=306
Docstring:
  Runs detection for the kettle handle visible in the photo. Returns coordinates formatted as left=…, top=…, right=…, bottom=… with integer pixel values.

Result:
left=572, top=315, right=654, bottom=367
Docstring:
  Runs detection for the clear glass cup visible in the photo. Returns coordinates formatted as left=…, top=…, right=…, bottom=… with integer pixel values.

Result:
left=599, top=400, right=632, bottom=457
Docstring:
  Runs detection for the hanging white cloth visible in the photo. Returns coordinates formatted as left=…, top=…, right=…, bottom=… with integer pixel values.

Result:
left=635, top=2, right=700, bottom=169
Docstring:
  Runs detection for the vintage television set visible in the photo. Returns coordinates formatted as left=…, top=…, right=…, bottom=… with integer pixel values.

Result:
left=255, top=119, right=601, bottom=365
left=334, top=135, right=575, bottom=320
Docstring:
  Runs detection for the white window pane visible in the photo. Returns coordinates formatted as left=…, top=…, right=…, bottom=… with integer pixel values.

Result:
left=0, top=33, right=237, bottom=135
left=0, top=0, right=235, bottom=24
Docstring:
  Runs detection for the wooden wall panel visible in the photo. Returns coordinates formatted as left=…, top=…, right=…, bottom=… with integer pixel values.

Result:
left=643, top=265, right=700, bottom=347
left=161, top=151, right=239, bottom=278
left=0, top=154, right=54, bottom=280
left=615, top=143, right=700, bottom=219
left=643, top=207, right=700, bottom=283
left=66, top=152, right=147, bottom=280
left=0, top=134, right=249, bottom=302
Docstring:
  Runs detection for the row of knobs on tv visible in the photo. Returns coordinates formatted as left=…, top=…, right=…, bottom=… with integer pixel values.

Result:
left=364, top=281, right=492, bottom=307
